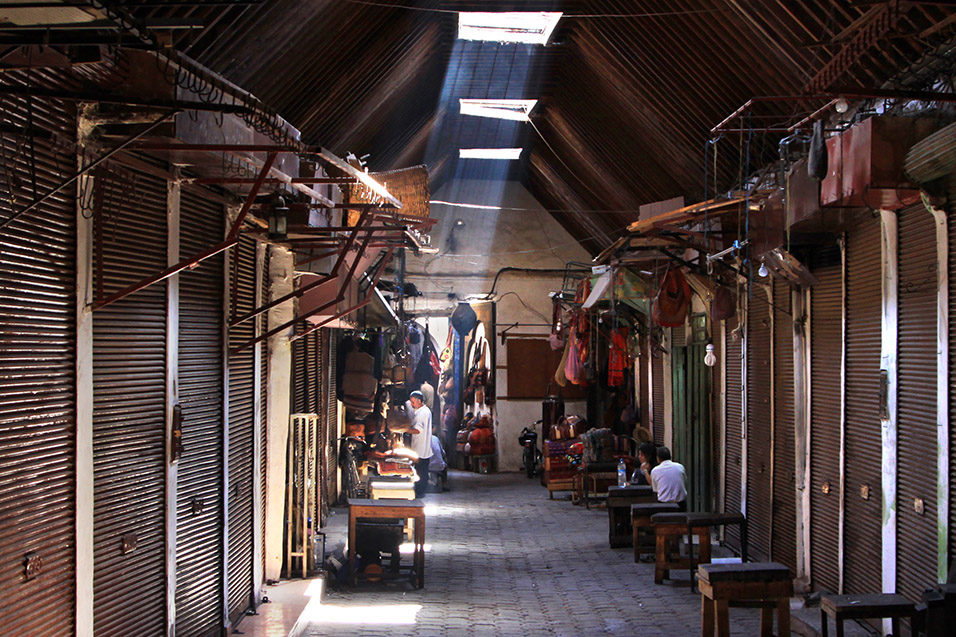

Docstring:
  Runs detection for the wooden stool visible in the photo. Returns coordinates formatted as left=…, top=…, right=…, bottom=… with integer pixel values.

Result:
left=681, top=512, right=748, bottom=588
left=820, top=593, right=916, bottom=637
left=651, top=512, right=711, bottom=585
left=606, top=485, right=654, bottom=548
left=632, top=502, right=681, bottom=562
left=698, top=562, right=792, bottom=637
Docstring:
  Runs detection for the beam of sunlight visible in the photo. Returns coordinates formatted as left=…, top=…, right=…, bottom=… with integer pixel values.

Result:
left=301, top=603, right=422, bottom=625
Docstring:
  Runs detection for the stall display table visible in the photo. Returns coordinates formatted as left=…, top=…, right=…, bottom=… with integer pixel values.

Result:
left=606, top=485, right=655, bottom=548
left=347, top=498, right=425, bottom=588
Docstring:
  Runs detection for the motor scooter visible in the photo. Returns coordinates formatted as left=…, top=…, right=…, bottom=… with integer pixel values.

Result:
left=517, top=419, right=544, bottom=479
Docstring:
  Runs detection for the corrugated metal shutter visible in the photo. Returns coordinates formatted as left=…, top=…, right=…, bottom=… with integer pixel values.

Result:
left=652, top=351, right=665, bottom=445
left=896, top=202, right=939, bottom=602
left=672, top=324, right=687, bottom=348
left=724, top=316, right=743, bottom=552
left=259, top=247, right=269, bottom=584
left=843, top=214, right=883, bottom=595
left=0, top=91, right=76, bottom=636
left=747, top=287, right=773, bottom=562
left=325, top=331, right=339, bottom=519
left=771, top=279, right=797, bottom=573
left=316, top=330, right=327, bottom=527
left=949, top=172, right=956, bottom=573
left=92, top=166, right=167, bottom=636
left=809, top=245, right=843, bottom=594
left=293, top=330, right=321, bottom=415
left=175, top=188, right=224, bottom=636
left=227, top=235, right=257, bottom=623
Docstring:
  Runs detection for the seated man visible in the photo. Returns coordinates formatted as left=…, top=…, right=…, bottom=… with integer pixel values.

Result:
left=650, top=446, right=686, bottom=511
left=429, top=434, right=449, bottom=492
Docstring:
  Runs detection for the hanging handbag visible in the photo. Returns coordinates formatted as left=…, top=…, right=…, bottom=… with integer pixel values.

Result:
left=711, top=284, right=736, bottom=321
left=549, top=298, right=566, bottom=351
left=652, top=266, right=691, bottom=327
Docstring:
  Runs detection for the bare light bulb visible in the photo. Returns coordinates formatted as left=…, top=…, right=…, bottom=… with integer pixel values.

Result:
left=758, top=261, right=769, bottom=278
left=704, top=343, right=717, bottom=367
left=834, top=97, right=849, bottom=114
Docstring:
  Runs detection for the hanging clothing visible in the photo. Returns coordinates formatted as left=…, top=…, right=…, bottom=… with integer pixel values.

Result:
left=608, top=327, right=628, bottom=387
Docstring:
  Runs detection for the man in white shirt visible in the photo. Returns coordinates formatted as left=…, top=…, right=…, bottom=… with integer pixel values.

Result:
left=650, top=446, right=687, bottom=511
left=407, top=391, right=434, bottom=498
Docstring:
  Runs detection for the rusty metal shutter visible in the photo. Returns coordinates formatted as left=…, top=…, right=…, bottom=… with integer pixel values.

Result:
left=175, top=188, right=224, bottom=636
left=809, top=245, right=843, bottom=594
left=652, top=351, right=665, bottom=445
left=227, top=235, right=257, bottom=623
left=324, top=331, right=339, bottom=519
left=259, top=247, right=269, bottom=583
left=316, top=330, right=327, bottom=526
left=92, top=167, right=168, bottom=636
left=724, top=316, right=743, bottom=552
left=293, top=330, right=321, bottom=414
left=771, top=279, right=797, bottom=573
left=843, top=214, right=883, bottom=595
left=949, top=172, right=956, bottom=572
left=896, top=203, right=939, bottom=601
left=0, top=92, right=76, bottom=636
left=747, top=287, right=773, bottom=562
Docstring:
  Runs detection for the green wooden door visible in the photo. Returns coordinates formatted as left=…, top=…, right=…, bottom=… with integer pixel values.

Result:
left=671, top=344, right=712, bottom=511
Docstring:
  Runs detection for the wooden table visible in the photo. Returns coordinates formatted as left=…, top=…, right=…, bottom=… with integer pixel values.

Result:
left=820, top=593, right=916, bottom=637
left=698, top=562, right=792, bottom=637
left=347, top=498, right=425, bottom=588
left=606, top=485, right=655, bottom=547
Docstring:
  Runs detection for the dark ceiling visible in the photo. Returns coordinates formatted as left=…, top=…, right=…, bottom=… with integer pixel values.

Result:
left=7, top=0, right=956, bottom=253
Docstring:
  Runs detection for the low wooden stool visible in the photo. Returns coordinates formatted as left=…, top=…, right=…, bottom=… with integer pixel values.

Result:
left=632, top=502, right=681, bottom=562
left=651, top=512, right=711, bottom=585
left=820, top=593, right=916, bottom=637
left=698, top=562, right=792, bottom=637
left=607, top=485, right=654, bottom=548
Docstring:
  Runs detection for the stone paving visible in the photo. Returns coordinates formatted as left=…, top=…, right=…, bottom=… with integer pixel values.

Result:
left=299, top=469, right=772, bottom=636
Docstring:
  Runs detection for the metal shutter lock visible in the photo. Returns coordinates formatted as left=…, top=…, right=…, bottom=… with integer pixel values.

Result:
left=914, top=498, right=924, bottom=515
left=822, top=481, right=831, bottom=495
left=860, top=484, right=870, bottom=500
left=23, top=552, right=42, bottom=581
left=121, top=533, right=137, bottom=554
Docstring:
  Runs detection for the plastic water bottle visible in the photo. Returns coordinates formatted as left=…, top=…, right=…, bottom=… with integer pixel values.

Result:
left=617, top=458, right=627, bottom=487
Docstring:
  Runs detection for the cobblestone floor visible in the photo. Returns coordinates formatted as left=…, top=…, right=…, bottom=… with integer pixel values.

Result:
left=299, top=469, right=771, bottom=636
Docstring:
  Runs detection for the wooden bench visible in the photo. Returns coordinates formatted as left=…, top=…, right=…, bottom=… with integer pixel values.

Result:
left=698, top=562, right=793, bottom=636
left=631, top=503, right=681, bottom=563
left=606, top=485, right=655, bottom=548
left=651, top=512, right=712, bottom=585
left=820, top=593, right=916, bottom=637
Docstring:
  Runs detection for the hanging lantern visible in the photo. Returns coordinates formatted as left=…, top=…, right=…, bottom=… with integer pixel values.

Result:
left=268, top=192, right=289, bottom=241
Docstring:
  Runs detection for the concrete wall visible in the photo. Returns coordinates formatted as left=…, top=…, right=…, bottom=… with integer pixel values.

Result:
left=405, top=180, right=590, bottom=471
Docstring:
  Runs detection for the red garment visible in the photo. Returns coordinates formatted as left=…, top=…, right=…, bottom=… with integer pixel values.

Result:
left=608, top=327, right=628, bottom=387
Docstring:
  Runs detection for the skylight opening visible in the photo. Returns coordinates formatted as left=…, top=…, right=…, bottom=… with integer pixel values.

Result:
left=459, top=148, right=522, bottom=160
left=459, top=98, right=537, bottom=121
left=458, top=12, right=562, bottom=44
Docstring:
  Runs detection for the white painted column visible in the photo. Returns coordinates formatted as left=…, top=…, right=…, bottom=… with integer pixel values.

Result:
left=74, top=107, right=96, bottom=637
left=923, top=194, right=949, bottom=583
left=221, top=205, right=236, bottom=627
left=880, top=209, right=899, bottom=635
left=662, top=328, right=673, bottom=449
left=165, top=175, right=181, bottom=636
left=265, top=246, right=295, bottom=582
left=793, top=287, right=811, bottom=591
left=252, top=241, right=266, bottom=602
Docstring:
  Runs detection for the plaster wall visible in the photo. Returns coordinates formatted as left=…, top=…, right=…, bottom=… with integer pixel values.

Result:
left=405, top=180, right=592, bottom=471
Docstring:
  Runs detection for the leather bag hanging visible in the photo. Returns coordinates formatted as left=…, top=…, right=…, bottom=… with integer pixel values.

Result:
left=549, top=298, right=566, bottom=351
left=711, top=284, right=736, bottom=321
left=652, top=266, right=691, bottom=327
left=451, top=302, right=478, bottom=335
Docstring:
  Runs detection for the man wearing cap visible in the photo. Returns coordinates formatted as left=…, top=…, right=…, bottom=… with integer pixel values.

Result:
left=407, top=391, right=434, bottom=498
